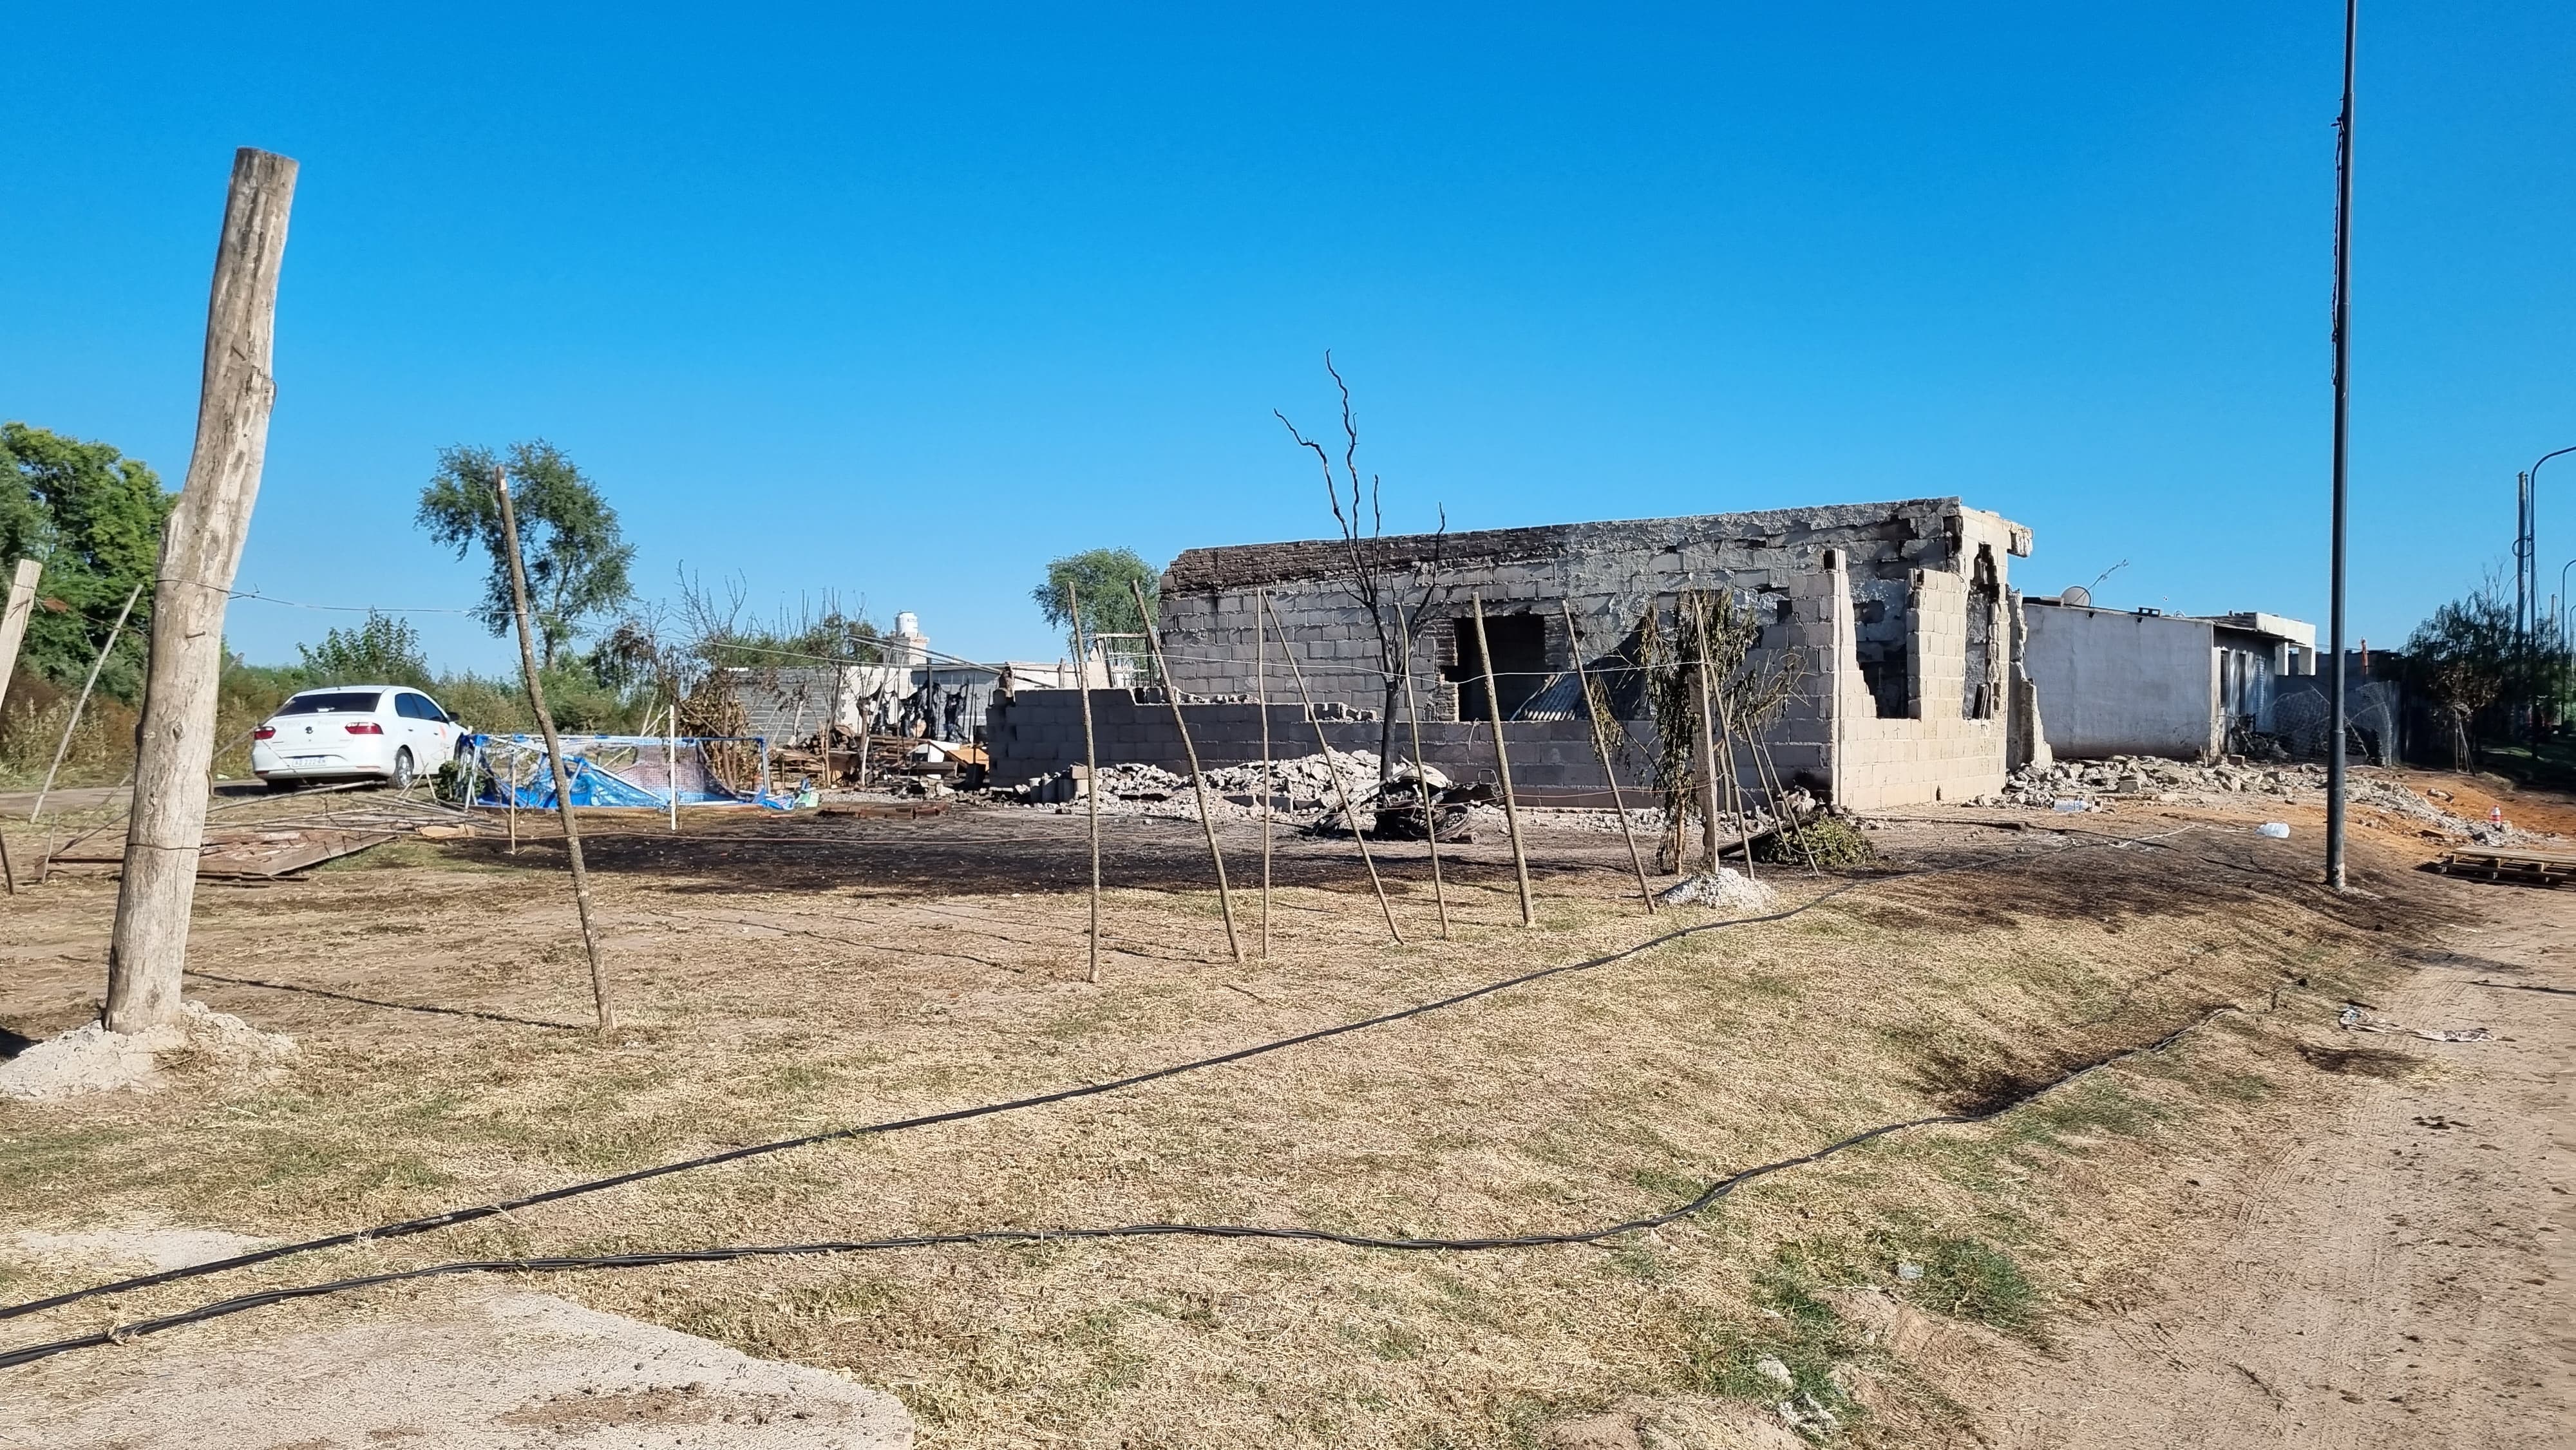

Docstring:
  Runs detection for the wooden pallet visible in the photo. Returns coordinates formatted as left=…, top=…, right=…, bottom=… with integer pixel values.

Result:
left=2436, top=844, right=2576, bottom=887
left=818, top=801, right=951, bottom=820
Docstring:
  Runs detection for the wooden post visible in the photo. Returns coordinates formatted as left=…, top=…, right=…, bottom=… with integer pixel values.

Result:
left=1067, top=578, right=1104, bottom=983
left=0, top=559, right=40, bottom=707
left=1468, top=594, right=1536, bottom=927
left=1392, top=599, right=1450, bottom=937
left=30, top=583, right=142, bottom=823
left=1132, top=579, right=1243, bottom=963
left=497, top=467, right=616, bottom=1033
left=1562, top=600, right=1655, bottom=914
left=506, top=739, right=519, bottom=854
left=1711, top=677, right=1759, bottom=882
left=1262, top=592, right=1404, bottom=944
left=106, top=148, right=296, bottom=1035
left=1748, top=730, right=1821, bottom=876
left=1687, top=596, right=1725, bottom=871
left=1254, top=597, right=1273, bottom=959
left=666, top=701, right=681, bottom=833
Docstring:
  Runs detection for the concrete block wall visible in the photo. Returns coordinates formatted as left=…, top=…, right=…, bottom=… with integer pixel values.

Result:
left=985, top=689, right=1658, bottom=804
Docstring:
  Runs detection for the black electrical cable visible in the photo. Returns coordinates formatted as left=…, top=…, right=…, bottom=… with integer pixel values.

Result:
left=0, top=826, right=2199, bottom=1332
left=0, top=1001, right=2240, bottom=1371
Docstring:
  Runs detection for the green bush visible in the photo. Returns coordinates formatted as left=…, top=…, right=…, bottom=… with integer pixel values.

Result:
left=1754, top=813, right=1878, bottom=869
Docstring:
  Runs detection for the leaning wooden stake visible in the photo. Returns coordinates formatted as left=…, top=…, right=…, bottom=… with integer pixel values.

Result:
left=1562, top=600, right=1655, bottom=914
left=1710, top=679, right=1759, bottom=883
left=1254, top=599, right=1274, bottom=958
left=665, top=701, right=681, bottom=833
left=1068, top=578, right=1105, bottom=983
left=1392, top=599, right=1451, bottom=937
left=497, top=467, right=616, bottom=1032
left=31, top=582, right=142, bottom=823
left=1468, top=594, right=1536, bottom=927
left=106, top=148, right=296, bottom=1035
left=1262, top=591, right=1403, bottom=944
left=1132, top=579, right=1242, bottom=963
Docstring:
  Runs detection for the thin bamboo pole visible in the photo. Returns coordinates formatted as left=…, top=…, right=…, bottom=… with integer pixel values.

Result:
left=30, top=583, right=142, bottom=824
left=1068, top=578, right=1104, bottom=983
left=1686, top=595, right=1725, bottom=872
left=1392, top=598, right=1450, bottom=938
left=1711, top=677, right=1758, bottom=882
left=666, top=701, right=681, bottom=833
left=1254, top=599, right=1273, bottom=959
left=1468, top=594, right=1536, bottom=927
left=1561, top=599, right=1655, bottom=914
left=497, top=467, right=614, bottom=1033
left=1132, top=579, right=1243, bottom=963
left=1748, top=730, right=1821, bottom=876
left=1262, top=591, right=1403, bottom=944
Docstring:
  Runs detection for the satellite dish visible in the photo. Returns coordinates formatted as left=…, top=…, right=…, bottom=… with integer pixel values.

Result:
left=2060, top=585, right=2092, bottom=607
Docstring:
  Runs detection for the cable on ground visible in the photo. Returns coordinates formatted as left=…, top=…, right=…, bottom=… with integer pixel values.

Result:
left=0, top=1000, right=2243, bottom=1370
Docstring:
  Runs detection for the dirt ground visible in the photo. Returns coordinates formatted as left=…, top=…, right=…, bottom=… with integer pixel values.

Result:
left=0, top=767, right=2568, bottom=1447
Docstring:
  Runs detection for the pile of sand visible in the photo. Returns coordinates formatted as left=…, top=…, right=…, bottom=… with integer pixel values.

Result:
left=0, top=1001, right=294, bottom=1101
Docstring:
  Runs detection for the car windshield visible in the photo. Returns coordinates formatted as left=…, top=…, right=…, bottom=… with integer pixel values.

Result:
left=276, top=691, right=385, bottom=716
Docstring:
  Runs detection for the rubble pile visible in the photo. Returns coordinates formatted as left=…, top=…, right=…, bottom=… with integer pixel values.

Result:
left=1986, top=756, right=2550, bottom=845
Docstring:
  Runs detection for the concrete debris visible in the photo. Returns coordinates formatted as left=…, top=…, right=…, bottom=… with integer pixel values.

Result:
left=1987, top=757, right=2558, bottom=846
left=1656, top=869, right=1778, bottom=913
left=0, top=1001, right=294, bottom=1101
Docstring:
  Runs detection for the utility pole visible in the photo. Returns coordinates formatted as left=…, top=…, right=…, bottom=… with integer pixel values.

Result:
left=107, top=149, right=296, bottom=1033
left=2324, top=0, right=2354, bottom=892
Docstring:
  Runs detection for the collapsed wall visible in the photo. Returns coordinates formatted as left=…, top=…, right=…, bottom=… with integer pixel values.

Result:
left=989, top=497, right=2040, bottom=810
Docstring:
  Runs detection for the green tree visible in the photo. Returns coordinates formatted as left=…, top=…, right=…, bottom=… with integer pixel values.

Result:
left=2403, top=578, right=2540, bottom=768
left=417, top=440, right=635, bottom=671
left=0, top=422, right=175, bottom=701
left=295, top=612, right=432, bottom=689
left=1032, top=548, right=1160, bottom=648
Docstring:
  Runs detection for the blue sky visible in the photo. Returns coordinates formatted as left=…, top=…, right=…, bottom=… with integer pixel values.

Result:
left=6, top=4, right=2571, bottom=671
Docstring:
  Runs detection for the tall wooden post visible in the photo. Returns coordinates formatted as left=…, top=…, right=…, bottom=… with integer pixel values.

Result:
left=1468, top=594, right=1536, bottom=927
left=1687, top=596, right=1725, bottom=871
left=1067, top=579, right=1104, bottom=983
left=1392, top=599, right=1450, bottom=937
left=1263, top=592, right=1405, bottom=945
left=106, top=149, right=296, bottom=1034
left=0, top=560, right=33, bottom=894
left=1562, top=600, right=1655, bottom=913
left=1132, top=579, right=1243, bottom=963
left=498, top=468, right=616, bottom=1032
left=1254, top=598, right=1273, bottom=958
left=665, top=701, right=681, bottom=833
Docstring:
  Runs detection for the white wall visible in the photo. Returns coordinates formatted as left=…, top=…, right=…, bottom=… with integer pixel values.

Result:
left=2023, top=604, right=2216, bottom=760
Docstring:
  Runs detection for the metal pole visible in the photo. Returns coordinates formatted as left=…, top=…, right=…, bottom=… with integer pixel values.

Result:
left=30, top=583, right=142, bottom=823
left=2325, top=0, right=2355, bottom=892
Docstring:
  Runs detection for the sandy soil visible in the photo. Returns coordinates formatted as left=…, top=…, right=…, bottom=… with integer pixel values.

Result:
left=1951, top=856, right=2575, bottom=1447
left=0, top=776, right=2566, bottom=1447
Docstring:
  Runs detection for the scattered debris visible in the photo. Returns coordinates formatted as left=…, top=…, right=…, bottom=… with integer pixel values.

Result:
left=2434, top=843, right=2575, bottom=887
left=1990, top=757, right=2561, bottom=847
left=2257, top=822, right=2291, bottom=840
left=2338, top=1005, right=2491, bottom=1043
left=0, top=1001, right=294, bottom=1100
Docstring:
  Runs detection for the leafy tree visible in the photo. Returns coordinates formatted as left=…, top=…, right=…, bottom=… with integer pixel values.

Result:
left=295, top=612, right=432, bottom=689
left=2400, top=578, right=2561, bottom=768
left=1032, top=548, right=1160, bottom=648
left=417, top=440, right=635, bottom=671
left=0, top=422, right=174, bottom=701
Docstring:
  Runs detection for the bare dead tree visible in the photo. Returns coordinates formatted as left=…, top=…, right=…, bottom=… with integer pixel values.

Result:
left=1274, top=354, right=1448, bottom=782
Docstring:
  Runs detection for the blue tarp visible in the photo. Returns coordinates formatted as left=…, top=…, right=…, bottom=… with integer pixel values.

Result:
left=464, top=733, right=791, bottom=810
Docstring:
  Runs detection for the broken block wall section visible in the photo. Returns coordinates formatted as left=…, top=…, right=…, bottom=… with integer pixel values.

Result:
left=1138, top=496, right=2031, bottom=810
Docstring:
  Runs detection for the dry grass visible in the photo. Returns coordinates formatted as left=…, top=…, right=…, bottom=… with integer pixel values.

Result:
left=0, top=804, right=2430, bottom=1446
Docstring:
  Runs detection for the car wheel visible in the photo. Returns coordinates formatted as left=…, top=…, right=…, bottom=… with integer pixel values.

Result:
left=391, top=748, right=415, bottom=791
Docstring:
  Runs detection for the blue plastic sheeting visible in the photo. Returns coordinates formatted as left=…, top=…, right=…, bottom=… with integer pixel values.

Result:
left=463, top=734, right=789, bottom=810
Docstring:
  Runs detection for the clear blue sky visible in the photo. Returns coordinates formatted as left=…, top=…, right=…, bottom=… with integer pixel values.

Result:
left=6, top=4, right=2571, bottom=672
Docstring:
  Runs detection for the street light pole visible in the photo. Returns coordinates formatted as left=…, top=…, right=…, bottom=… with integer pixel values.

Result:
left=2519, top=446, right=2576, bottom=640
left=2325, top=0, right=2356, bottom=892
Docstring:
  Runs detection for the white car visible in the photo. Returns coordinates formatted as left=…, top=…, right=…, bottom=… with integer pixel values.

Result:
left=251, top=685, right=468, bottom=791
